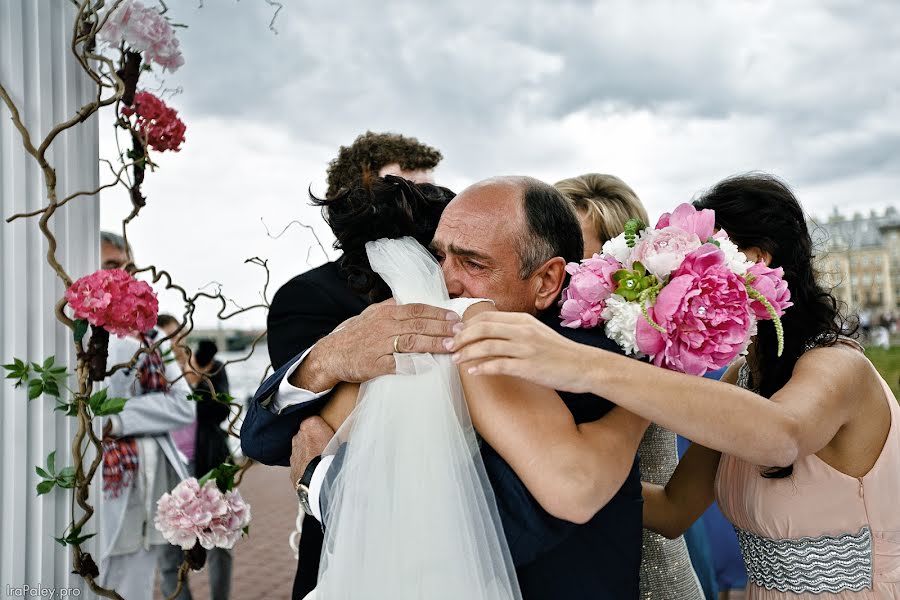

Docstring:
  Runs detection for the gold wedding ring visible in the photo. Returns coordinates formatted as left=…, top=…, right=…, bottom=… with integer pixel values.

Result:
left=393, top=335, right=401, bottom=354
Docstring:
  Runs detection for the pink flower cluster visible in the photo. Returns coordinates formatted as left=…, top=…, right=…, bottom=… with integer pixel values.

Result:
left=560, top=202, right=793, bottom=375
left=99, top=1, right=184, bottom=72
left=122, top=92, right=186, bottom=152
left=156, top=478, right=251, bottom=551
left=636, top=245, right=755, bottom=375
left=65, top=269, right=158, bottom=338
left=560, top=254, right=620, bottom=328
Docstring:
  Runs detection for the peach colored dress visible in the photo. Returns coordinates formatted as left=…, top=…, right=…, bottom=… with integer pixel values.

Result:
left=715, top=359, right=900, bottom=599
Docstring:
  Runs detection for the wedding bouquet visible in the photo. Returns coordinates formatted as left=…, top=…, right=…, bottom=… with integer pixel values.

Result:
left=560, top=203, right=792, bottom=375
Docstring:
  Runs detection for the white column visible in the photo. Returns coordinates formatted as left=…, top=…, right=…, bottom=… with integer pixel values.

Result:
left=1, top=1, right=100, bottom=595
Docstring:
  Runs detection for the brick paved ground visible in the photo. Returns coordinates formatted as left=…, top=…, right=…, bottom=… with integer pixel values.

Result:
left=155, top=462, right=302, bottom=600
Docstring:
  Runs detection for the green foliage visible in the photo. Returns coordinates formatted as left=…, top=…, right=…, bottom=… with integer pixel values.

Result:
left=199, top=462, right=241, bottom=493
left=2, top=358, right=29, bottom=388
left=87, top=388, right=128, bottom=416
left=4, top=356, right=69, bottom=400
left=53, top=523, right=96, bottom=547
left=73, top=319, right=89, bottom=344
left=36, top=451, right=77, bottom=496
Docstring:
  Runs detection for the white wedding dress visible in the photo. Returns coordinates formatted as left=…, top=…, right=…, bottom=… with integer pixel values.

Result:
left=309, top=237, right=522, bottom=600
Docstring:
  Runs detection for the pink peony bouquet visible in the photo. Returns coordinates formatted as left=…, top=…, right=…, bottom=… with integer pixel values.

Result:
left=98, top=0, right=184, bottom=72
left=155, top=478, right=251, bottom=551
left=560, top=203, right=792, bottom=375
left=121, top=91, right=187, bottom=153
left=65, top=269, right=158, bottom=338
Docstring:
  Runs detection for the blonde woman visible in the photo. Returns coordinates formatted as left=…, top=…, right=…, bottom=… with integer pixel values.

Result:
left=555, top=174, right=704, bottom=600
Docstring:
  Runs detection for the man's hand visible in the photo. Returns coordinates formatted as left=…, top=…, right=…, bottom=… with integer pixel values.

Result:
left=292, top=301, right=460, bottom=392
left=290, top=416, right=335, bottom=486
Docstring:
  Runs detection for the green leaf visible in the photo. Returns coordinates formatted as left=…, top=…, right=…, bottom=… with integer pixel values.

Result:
left=56, top=467, right=77, bottom=489
left=42, top=380, right=60, bottom=398
left=88, top=389, right=108, bottom=412
left=242, top=525, right=250, bottom=537
left=73, top=319, right=89, bottom=344
left=31, top=362, right=43, bottom=373
left=27, top=380, right=43, bottom=400
left=95, top=396, right=127, bottom=416
left=43, top=356, right=55, bottom=369
left=54, top=536, right=68, bottom=547
left=35, top=466, right=50, bottom=479
left=36, top=480, right=55, bottom=496
left=47, top=451, right=56, bottom=475
left=70, top=532, right=96, bottom=545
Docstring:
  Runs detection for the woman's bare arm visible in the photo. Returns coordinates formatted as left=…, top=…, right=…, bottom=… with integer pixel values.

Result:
left=460, top=303, right=648, bottom=524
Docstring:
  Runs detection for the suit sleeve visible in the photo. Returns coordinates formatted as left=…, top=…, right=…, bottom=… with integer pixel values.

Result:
left=241, top=275, right=350, bottom=466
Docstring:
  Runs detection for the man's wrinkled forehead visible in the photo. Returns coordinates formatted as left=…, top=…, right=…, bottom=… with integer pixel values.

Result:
left=433, top=181, right=522, bottom=249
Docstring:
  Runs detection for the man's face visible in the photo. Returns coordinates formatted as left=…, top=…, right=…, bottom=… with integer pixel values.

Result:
left=378, top=162, right=435, bottom=185
left=101, top=241, right=129, bottom=270
left=431, top=181, right=547, bottom=314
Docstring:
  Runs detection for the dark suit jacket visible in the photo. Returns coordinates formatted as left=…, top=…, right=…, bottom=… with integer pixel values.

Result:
left=241, top=260, right=367, bottom=599
left=244, top=283, right=642, bottom=599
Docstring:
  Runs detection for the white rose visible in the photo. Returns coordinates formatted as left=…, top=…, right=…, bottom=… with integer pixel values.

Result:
left=601, top=294, right=646, bottom=357
left=601, top=232, right=634, bottom=264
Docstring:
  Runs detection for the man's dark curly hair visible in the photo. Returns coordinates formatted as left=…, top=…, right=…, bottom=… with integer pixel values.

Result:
left=325, top=131, right=443, bottom=198
left=311, top=175, right=455, bottom=302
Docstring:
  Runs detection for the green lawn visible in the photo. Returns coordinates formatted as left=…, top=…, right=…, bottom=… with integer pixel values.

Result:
left=864, top=346, right=900, bottom=398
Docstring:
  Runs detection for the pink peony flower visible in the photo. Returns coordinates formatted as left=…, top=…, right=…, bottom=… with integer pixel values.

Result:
left=746, top=262, right=793, bottom=319
left=65, top=269, right=158, bottom=337
left=630, top=227, right=702, bottom=279
left=99, top=1, right=184, bottom=72
left=121, top=92, right=186, bottom=152
left=560, top=254, right=622, bottom=328
left=155, top=478, right=251, bottom=551
left=635, top=244, right=754, bottom=375
left=654, top=203, right=716, bottom=241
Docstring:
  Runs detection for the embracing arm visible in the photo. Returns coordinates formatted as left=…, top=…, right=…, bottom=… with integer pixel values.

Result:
left=642, top=443, right=720, bottom=539
left=453, top=312, right=873, bottom=468
left=459, top=306, right=648, bottom=524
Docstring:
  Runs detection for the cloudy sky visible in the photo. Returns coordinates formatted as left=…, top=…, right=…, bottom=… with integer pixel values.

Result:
left=99, top=0, right=900, bottom=328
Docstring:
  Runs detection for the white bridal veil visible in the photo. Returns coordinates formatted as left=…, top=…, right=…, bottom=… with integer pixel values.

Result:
left=313, top=237, right=522, bottom=600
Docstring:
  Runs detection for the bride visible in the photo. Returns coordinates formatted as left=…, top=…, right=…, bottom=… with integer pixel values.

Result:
left=311, top=236, right=521, bottom=599
left=298, top=175, right=521, bottom=599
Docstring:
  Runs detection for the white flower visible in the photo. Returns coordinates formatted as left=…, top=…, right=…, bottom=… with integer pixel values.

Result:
left=714, top=233, right=754, bottom=275
left=601, top=232, right=633, bottom=264
left=601, top=295, right=646, bottom=357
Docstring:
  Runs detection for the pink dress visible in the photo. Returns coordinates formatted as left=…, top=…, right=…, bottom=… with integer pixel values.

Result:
left=715, top=361, right=900, bottom=599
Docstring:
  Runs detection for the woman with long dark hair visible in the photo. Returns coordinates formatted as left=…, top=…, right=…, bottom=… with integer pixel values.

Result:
left=450, top=173, right=900, bottom=598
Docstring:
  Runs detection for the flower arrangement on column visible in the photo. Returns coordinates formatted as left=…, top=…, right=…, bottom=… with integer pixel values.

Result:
left=0, top=2, right=279, bottom=598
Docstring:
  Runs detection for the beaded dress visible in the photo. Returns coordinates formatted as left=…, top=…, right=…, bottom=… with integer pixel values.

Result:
left=639, top=424, right=704, bottom=599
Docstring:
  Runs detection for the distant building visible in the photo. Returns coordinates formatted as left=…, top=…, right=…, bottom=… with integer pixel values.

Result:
left=811, top=207, right=900, bottom=314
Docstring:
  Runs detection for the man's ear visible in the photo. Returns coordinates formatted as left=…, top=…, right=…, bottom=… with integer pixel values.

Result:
left=532, top=257, right=567, bottom=312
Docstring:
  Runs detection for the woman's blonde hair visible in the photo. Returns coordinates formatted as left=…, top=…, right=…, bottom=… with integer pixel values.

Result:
left=554, top=173, right=649, bottom=244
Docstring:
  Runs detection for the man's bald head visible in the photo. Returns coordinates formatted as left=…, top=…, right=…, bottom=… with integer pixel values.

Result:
left=430, top=175, right=583, bottom=314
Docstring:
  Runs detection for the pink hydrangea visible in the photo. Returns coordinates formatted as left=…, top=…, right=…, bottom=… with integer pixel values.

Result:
left=99, top=1, right=184, bottom=72
left=121, top=92, right=186, bottom=152
left=746, top=262, right=793, bottom=319
left=65, top=269, right=158, bottom=338
left=635, top=244, right=754, bottom=375
left=155, top=478, right=252, bottom=551
left=631, top=227, right=702, bottom=279
left=560, top=254, right=622, bottom=328
left=654, top=203, right=716, bottom=241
